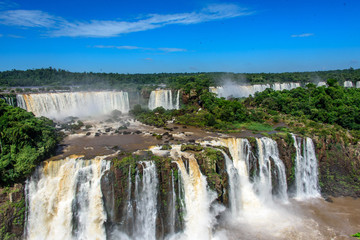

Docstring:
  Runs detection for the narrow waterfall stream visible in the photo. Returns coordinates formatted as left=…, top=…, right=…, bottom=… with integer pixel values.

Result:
left=133, top=161, right=158, bottom=240
left=293, top=134, right=320, bottom=199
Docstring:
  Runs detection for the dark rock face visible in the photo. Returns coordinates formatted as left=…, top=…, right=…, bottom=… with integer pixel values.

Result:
left=0, top=184, right=25, bottom=240
left=194, top=148, right=229, bottom=207
left=314, top=136, right=360, bottom=198
left=274, top=134, right=360, bottom=198
left=276, top=137, right=296, bottom=192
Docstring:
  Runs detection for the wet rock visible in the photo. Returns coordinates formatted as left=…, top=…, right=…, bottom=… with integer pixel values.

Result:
left=105, top=128, right=112, bottom=133
left=95, top=132, right=100, bottom=137
left=86, top=132, right=91, bottom=136
left=324, top=196, right=333, bottom=202
left=135, top=130, right=142, bottom=134
left=118, top=125, right=127, bottom=130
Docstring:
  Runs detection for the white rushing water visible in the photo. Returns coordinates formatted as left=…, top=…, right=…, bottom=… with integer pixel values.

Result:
left=210, top=82, right=300, bottom=99
left=292, top=135, right=320, bottom=199
left=343, top=81, right=353, bottom=88
left=168, top=170, right=176, bottom=235
left=220, top=139, right=261, bottom=215
left=256, top=137, right=288, bottom=202
left=170, top=147, right=219, bottom=240
left=133, top=161, right=158, bottom=240
left=17, top=91, right=130, bottom=119
left=1, top=96, right=16, bottom=106
left=356, top=81, right=360, bottom=88
left=25, top=156, right=110, bottom=240
left=317, top=81, right=327, bottom=87
left=148, top=90, right=180, bottom=110
left=24, top=136, right=325, bottom=240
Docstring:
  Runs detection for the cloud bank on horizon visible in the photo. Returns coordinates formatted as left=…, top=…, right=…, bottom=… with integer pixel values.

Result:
left=0, top=3, right=253, bottom=38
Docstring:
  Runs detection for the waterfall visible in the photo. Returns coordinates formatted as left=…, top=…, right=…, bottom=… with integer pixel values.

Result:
left=256, top=137, right=288, bottom=202
left=124, top=165, right=134, bottom=235
left=317, top=81, right=326, bottom=87
left=168, top=170, right=176, bottom=235
left=356, top=81, right=360, bottom=88
left=209, top=82, right=300, bottom=99
left=133, top=161, right=158, bottom=240
left=1, top=96, right=16, bottom=106
left=171, top=147, right=217, bottom=240
left=17, top=91, right=130, bottom=119
left=272, top=82, right=300, bottom=91
left=220, top=138, right=261, bottom=215
left=25, top=156, right=110, bottom=240
left=292, top=135, right=320, bottom=199
left=148, top=90, right=179, bottom=110
left=344, top=81, right=353, bottom=88
left=175, top=90, right=180, bottom=110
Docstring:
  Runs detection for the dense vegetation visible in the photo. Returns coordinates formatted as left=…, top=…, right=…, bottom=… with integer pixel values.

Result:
left=245, top=79, right=360, bottom=130
left=130, top=75, right=263, bottom=130
left=0, top=100, right=60, bottom=186
left=0, top=67, right=359, bottom=89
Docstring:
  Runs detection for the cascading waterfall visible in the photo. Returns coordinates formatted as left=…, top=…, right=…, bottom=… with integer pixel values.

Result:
left=210, top=82, right=300, bottom=99
left=133, top=161, right=158, bottom=240
left=256, top=138, right=288, bottom=202
left=168, top=170, right=176, bottom=235
left=175, top=90, right=180, bottom=110
left=170, top=147, right=217, bottom=240
left=1, top=96, right=16, bottom=106
left=123, top=165, right=135, bottom=236
left=25, top=156, right=110, bottom=240
left=344, top=81, right=353, bottom=88
left=23, top=135, right=324, bottom=240
left=220, top=138, right=261, bottom=215
left=292, top=135, right=320, bottom=199
left=17, top=91, right=130, bottom=119
left=317, top=81, right=327, bottom=87
left=148, top=90, right=180, bottom=110
left=356, top=81, right=360, bottom=88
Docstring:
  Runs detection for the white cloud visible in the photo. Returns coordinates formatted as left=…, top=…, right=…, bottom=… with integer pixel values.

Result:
left=158, top=48, right=187, bottom=52
left=0, top=1, right=18, bottom=10
left=94, top=45, right=143, bottom=50
left=7, top=34, right=23, bottom=38
left=93, top=45, right=187, bottom=53
left=0, top=10, right=60, bottom=27
left=291, top=33, right=314, bottom=38
left=0, top=3, right=253, bottom=37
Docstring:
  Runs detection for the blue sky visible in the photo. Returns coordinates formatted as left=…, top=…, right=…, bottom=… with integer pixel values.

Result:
left=0, top=0, right=359, bottom=73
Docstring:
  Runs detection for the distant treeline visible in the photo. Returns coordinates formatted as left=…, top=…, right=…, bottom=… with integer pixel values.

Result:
left=0, top=67, right=360, bottom=88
